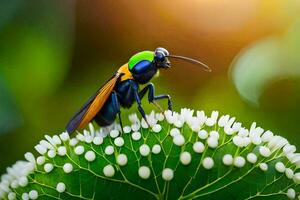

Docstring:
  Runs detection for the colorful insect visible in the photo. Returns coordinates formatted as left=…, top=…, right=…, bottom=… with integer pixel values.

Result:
left=66, top=47, right=211, bottom=134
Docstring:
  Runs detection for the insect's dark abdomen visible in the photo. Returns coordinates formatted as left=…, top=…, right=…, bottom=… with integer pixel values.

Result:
left=94, top=97, right=117, bottom=126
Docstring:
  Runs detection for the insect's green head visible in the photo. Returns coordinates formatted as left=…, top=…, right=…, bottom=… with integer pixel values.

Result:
left=127, top=48, right=211, bottom=84
left=128, top=47, right=212, bottom=73
left=127, top=48, right=171, bottom=84
left=128, top=48, right=171, bottom=73
left=128, top=51, right=155, bottom=71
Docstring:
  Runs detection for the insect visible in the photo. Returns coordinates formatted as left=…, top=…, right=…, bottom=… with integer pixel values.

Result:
left=66, top=47, right=211, bottom=134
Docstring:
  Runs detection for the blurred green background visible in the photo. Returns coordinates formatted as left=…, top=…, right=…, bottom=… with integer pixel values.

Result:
left=1, top=0, right=300, bottom=173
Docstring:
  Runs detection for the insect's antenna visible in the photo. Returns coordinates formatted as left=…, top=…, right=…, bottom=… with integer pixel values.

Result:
left=167, top=55, right=212, bottom=72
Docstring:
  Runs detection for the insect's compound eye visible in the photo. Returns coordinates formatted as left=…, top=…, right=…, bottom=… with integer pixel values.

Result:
left=161, top=48, right=169, bottom=56
left=155, top=47, right=169, bottom=57
left=155, top=52, right=165, bottom=62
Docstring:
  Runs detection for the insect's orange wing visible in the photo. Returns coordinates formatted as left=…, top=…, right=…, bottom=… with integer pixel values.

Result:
left=66, top=73, right=121, bottom=134
left=78, top=75, right=120, bottom=129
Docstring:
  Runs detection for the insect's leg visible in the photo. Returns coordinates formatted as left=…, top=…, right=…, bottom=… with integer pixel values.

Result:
left=132, top=82, right=150, bottom=127
left=111, top=91, right=124, bottom=133
left=139, top=85, right=164, bottom=113
left=154, top=94, right=173, bottom=111
left=142, top=83, right=173, bottom=111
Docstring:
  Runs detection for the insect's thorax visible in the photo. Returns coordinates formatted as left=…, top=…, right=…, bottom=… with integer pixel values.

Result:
left=115, top=80, right=137, bottom=108
left=132, top=64, right=158, bottom=84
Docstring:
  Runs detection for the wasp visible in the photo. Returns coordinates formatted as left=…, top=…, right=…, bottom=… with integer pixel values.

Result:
left=66, top=47, right=211, bottom=134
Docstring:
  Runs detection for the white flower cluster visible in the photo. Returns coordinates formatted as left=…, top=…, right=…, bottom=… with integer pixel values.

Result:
left=0, top=160, right=35, bottom=199
left=1, top=108, right=300, bottom=200
left=0, top=131, right=75, bottom=199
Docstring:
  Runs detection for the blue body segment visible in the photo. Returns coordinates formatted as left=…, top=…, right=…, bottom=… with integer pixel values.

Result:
left=131, top=60, right=152, bottom=74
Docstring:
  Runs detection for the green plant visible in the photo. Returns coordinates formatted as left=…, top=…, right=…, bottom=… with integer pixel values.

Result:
left=1, top=109, right=299, bottom=200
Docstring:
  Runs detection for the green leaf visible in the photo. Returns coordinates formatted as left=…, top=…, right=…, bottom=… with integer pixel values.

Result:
left=0, top=109, right=299, bottom=200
